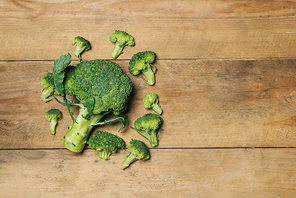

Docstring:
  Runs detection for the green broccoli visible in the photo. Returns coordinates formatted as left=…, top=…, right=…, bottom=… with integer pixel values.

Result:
left=109, top=30, right=135, bottom=59
left=131, top=113, right=163, bottom=147
left=40, top=72, right=60, bottom=102
left=128, top=51, right=156, bottom=86
left=121, top=139, right=150, bottom=169
left=72, top=36, right=91, bottom=62
left=45, top=108, right=63, bottom=135
left=143, top=93, right=163, bottom=115
left=48, top=54, right=133, bottom=153
left=87, top=131, right=125, bottom=160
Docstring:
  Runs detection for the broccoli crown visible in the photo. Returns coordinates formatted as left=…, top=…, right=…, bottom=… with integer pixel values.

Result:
left=87, top=131, right=125, bottom=159
left=109, top=30, right=135, bottom=46
left=72, top=36, right=91, bottom=50
left=45, top=108, right=63, bottom=121
left=128, top=139, right=150, bottom=160
left=143, top=93, right=159, bottom=109
left=64, top=59, right=133, bottom=115
left=128, top=51, right=156, bottom=76
left=134, top=113, right=163, bottom=132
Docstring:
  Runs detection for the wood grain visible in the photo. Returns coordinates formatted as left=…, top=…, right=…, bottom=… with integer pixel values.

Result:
left=1, top=0, right=296, bottom=60
left=1, top=148, right=296, bottom=197
left=1, top=59, right=296, bottom=149
left=1, top=1, right=296, bottom=196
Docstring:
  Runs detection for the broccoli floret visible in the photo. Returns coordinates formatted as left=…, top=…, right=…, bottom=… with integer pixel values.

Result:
left=72, top=36, right=91, bottom=62
left=128, top=51, right=156, bottom=86
left=131, top=113, right=163, bottom=147
left=45, top=108, right=62, bottom=135
left=55, top=58, right=133, bottom=153
left=40, top=72, right=60, bottom=102
left=143, top=93, right=163, bottom=115
left=87, top=131, right=125, bottom=160
left=109, top=30, right=135, bottom=59
left=121, top=139, right=150, bottom=169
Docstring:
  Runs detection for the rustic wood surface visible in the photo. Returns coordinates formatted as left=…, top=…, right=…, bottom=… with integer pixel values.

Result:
left=1, top=0, right=296, bottom=197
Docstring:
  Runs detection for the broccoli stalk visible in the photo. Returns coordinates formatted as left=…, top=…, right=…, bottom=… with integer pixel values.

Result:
left=143, top=93, right=163, bottom=115
left=111, top=42, right=125, bottom=59
left=122, top=153, right=138, bottom=169
left=45, top=109, right=62, bottom=135
left=131, top=113, right=163, bottom=147
left=109, top=30, right=135, bottom=59
left=140, top=63, right=155, bottom=86
left=61, top=105, right=109, bottom=152
left=128, top=51, right=157, bottom=85
left=121, top=139, right=150, bottom=169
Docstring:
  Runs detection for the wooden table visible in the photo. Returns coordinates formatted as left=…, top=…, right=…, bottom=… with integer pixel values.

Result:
left=1, top=1, right=296, bottom=197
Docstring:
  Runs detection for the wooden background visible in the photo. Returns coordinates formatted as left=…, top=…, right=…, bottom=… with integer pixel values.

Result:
left=1, top=0, right=296, bottom=197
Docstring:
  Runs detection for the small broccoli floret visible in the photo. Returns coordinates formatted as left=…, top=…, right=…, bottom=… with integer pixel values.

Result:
left=87, top=131, right=125, bottom=160
left=121, top=139, right=150, bottom=169
left=109, top=30, right=135, bottom=59
left=72, top=36, right=91, bottom=62
left=45, top=109, right=63, bottom=135
left=128, top=51, right=156, bottom=85
left=40, top=72, right=60, bottom=102
left=143, top=93, right=163, bottom=115
left=131, top=113, right=163, bottom=147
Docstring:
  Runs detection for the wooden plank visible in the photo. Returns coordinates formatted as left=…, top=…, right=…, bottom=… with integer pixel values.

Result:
left=1, top=148, right=296, bottom=197
left=1, top=59, right=296, bottom=149
left=1, top=0, right=296, bottom=60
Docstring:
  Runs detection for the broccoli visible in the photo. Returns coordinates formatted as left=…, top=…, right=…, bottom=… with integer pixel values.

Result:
left=128, top=51, right=157, bottom=86
left=45, top=108, right=63, bottom=135
left=121, top=139, right=150, bottom=169
left=40, top=72, right=60, bottom=102
left=109, top=30, right=135, bottom=59
left=131, top=113, right=163, bottom=147
left=49, top=54, right=133, bottom=153
left=72, top=36, right=91, bottom=62
left=143, top=93, right=163, bottom=115
left=87, top=131, right=125, bottom=160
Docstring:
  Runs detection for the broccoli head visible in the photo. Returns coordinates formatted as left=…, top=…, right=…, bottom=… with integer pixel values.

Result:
left=40, top=72, right=60, bottom=102
left=128, top=51, right=156, bottom=86
left=87, top=131, right=125, bottom=160
left=143, top=93, right=163, bottom=115
left=45, top=108, right=62, bottom=135
left=72, top=36, right=91, bottom=62
left=109, top=30, right=135, bottom=59
left=121, top=139, right=150, bottom=169
left=131, top=113, right=163, bottom=147
left=59, top=59, right=133, bottom=153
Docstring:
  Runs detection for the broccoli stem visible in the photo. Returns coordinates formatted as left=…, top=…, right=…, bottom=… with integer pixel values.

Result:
left=61, top=106, right=106, bottom=153
left=147, top=130, right=158, bottom=147
left=40, top=89, right=53, bottom=102
left=50, top=119, right=58, bottom=135
left=74, top=46, right=85, bottom=62
left=121, top=153, right=137, bottom=169
left=141, top=64, right=155, bottom=85
left=152, top=103, right=162, bottom=115
left=111, top=42, right=124, bottom=59
left=97, top=149, right=112, bottom=160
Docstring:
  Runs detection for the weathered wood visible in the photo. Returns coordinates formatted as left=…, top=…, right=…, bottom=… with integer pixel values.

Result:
left=1, top=0, right=296, bottom=60
left=1, top=59, right=296, bottom=149
left=1, top=148, right=296, bottom=197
